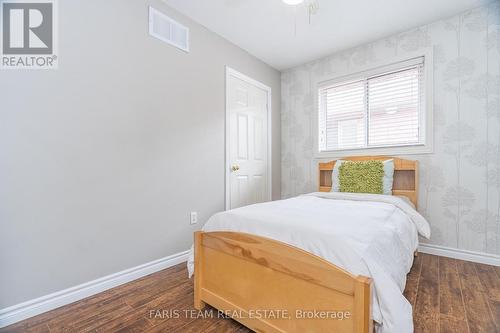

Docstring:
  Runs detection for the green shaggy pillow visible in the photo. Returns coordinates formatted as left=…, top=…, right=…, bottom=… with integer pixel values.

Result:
left=338, top=160, right=385, bottom=194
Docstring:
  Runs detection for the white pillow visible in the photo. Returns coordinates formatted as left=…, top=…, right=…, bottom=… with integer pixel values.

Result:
left=395, top=195, right=415, bottom=209
left=331, top=159, right=394, bottom=195
left=331, top=160, right=346, bottom=192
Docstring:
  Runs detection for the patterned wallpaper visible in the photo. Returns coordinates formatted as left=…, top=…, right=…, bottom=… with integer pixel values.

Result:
left=281, top=2, right=500, bottom=255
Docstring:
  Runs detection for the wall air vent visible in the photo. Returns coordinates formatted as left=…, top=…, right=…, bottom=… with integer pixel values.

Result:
left=149, top=6, right=189, bottom=52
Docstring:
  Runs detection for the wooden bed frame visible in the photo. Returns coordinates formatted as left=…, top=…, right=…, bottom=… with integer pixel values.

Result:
left=194, top=156, right=418, bottom=333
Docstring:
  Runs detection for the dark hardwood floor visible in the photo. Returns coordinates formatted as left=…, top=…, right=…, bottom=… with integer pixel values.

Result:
left=1, top=253, right=499, bottom=333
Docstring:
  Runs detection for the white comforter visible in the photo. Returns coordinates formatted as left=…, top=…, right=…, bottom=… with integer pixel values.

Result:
left=187, top=192, right=431, bottom=333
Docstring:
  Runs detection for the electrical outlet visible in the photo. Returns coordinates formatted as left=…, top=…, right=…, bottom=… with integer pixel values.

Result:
left=190, top=212, right=198, bottom=225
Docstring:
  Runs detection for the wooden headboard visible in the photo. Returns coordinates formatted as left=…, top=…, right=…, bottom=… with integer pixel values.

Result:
left=318, top=156, right=419, bottom=208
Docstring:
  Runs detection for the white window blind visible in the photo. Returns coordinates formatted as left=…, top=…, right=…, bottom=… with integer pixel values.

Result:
left=319, top=57, right=424, bottom=152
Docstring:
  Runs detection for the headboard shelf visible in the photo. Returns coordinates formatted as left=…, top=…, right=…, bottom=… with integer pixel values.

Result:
left=318, top=156, right=419, bottom=208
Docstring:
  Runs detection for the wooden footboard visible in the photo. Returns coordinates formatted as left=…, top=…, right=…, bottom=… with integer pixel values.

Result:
left=193, top=231, right=373, bottom=333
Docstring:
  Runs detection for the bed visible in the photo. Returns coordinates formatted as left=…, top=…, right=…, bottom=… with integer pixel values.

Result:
left=188, top=156, right=430, bottom=333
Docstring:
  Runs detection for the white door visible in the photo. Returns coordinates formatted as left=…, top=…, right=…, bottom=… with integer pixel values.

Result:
left=226, top=69, right=270, bottom=210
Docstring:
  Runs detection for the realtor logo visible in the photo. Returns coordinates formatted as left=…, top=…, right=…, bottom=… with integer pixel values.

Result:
left=1, top=0, right=57, bottom=69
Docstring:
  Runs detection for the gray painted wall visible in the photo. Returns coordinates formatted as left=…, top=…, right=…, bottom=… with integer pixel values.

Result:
left=281, top=3, right=500, bottom=255
left=0, top=0, right=281, bottom=308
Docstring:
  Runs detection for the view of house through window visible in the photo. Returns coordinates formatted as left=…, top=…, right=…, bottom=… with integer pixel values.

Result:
left=318, top=57, right=424, bottom=152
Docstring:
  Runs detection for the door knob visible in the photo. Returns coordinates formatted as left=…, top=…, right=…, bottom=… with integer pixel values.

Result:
left=231, top=165, right=240, bottom=172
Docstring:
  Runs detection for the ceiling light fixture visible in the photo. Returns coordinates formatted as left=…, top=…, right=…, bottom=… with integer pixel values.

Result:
left=282, top=0, right=304, bottom=5
left=283, top=0, right=319, bottom=36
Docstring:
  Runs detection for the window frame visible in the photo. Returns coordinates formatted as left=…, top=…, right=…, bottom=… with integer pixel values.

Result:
left=314, top=49, right=433, bottom=159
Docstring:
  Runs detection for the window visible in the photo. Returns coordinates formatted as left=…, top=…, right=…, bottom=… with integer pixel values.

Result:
left=318, top=55, right=431, bottom=156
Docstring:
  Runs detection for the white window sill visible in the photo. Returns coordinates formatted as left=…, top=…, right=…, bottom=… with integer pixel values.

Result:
left=313, top=143, right=433, bottom=159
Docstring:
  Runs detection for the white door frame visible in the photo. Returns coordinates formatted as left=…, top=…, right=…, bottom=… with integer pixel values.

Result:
left=225, top=66, right=272, bottom=210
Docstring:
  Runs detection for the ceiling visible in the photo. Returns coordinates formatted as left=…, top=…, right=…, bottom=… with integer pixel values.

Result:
left=164, top=0, right=490, bottom=70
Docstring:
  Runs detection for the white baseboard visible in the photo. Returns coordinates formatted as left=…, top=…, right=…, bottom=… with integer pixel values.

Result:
left=419, top=243, right=500, bottom=266
left=0, top=250, right=190, bottom=328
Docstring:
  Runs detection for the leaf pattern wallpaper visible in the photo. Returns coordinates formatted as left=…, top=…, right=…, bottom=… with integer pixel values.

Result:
left=281, top=3, right=500, bottom=255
